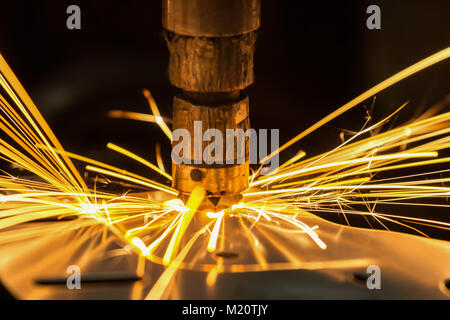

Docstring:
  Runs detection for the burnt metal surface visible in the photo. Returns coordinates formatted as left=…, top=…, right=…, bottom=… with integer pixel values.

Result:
left=172, top=95, right=249, bottom=210
left=164, top=31, right=257, bottom=92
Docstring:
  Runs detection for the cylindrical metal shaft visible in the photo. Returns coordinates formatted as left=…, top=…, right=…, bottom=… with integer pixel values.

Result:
left=162, top=0, right=261, bottom=37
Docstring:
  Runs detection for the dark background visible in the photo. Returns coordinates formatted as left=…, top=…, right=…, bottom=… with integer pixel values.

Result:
left=0, top=1, right=449, bottom=299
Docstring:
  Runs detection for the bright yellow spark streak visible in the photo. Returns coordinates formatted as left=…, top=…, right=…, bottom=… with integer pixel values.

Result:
left=238, top=216, right=268, bottom=269
left=0, top=54, right=88, bottom=193
left=372, top=213, right=429, bottom=237
left=207, top=211, right=224, bottom=252
left=108, top=110, right=172, bottom=124
left=405, top=220, right=450, bottom=231
left=125, top=209, right=172, bottom=236
left=0, top=207, right=77, bottom=230
left=273, top=213, right=327, bottom=249
left=273, top=111, right=449, bottom=183
left=261, top=47, right=450, bottom=163
left=245, top=184, right=450, bottom=197
left=85, top=165, right=178, bottom=195
left=131, top=237, right=150, bottom=256
left=146, top=213, right=183, bottom=254
left=0, top=193, right=86, bottom=209
left=0, top=189, right=120, bottom=206
left=0, top=115, right=76, bottom=189
left=36, top=144, right=172, bottom=196
left=0, top=96, right=90, bottom=202
left=317, top=177, right=371, bottom=187
left=233, top=203, right=271, bottom=221
left=145, top=221, right=213, bottom=300
left=103, top=202, right=112, bottom=225
left=385, top=126, right=450, bottom=151
left=328, top=208, right=450, bottom=229
left=0, top=86, right=82, bottom=193
left=155, top=143, right=166, bottom=173
left=0, top=142, right=76, bottom=196
left=251, top=151, right=438, bottom=187
left=277, top=151, right=306, bottom=171
left=107, top=143, right=172, bottom=181
left=206, top=265, right=221, bottom=287
left=206, top=221, right=226, bottom=286
left=272, top=175, right=371, bottom=189
left=143, top=89, right=172, bottom=141
left=350, top=157, right=450, bottom=177
left=162, top=186, right=206, bottom=265
left=163, top=198, right=190, bottom=213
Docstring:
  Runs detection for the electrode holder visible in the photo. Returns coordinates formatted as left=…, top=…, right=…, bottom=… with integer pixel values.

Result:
left=163, top=0, right=260, bottom=210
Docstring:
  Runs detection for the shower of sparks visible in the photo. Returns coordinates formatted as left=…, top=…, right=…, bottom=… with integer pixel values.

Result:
left=0, top=48, right=449, bottom=299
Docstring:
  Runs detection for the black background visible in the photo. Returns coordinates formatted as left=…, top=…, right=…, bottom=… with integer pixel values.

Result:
left=0, top=0, right=449, bottom=299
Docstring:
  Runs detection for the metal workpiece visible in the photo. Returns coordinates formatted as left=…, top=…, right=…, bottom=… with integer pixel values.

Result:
left=2, top=210, right=449, bottom=299
left=162, top=0, right=261, bottom=37
left=164, top=31, right=257, bottom=92
left=171, top=95, right=250, bottom=209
